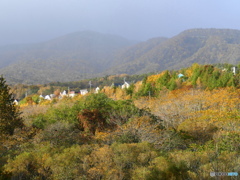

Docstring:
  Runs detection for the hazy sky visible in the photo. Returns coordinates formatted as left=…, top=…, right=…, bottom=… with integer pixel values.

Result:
left=1, top=0, right=240, bottom=45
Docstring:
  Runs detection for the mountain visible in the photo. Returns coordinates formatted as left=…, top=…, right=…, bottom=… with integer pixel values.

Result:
left=1, top=28, right=240, bottom=84
left=0, top=31, right=136, bottom=84
left=105, top=28, right=240, bottom=75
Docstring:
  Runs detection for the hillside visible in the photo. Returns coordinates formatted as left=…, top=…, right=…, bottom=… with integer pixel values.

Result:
left=106, top=28, right=240, bottom=75
left=1, top=28, right=240, bottom=84
left=0, top=31, right=136, bottom=84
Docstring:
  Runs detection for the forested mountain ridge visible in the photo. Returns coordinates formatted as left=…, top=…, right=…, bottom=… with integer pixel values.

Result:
left=0, top=31, right=136, bottom=84
left=106, top=28, right=240, bottom=75
left=1, top=28, right=240, bottom=84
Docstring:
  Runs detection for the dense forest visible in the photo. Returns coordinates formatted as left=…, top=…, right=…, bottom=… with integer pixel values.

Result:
left=1, top=63, right=240, bottom=179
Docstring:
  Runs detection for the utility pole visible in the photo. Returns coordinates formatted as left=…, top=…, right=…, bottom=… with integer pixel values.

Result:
left=89, top=81, right=92, bottom=92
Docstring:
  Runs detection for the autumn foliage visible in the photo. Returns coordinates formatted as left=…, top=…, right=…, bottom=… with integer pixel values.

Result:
left=1, top=64, right=240, bottom=179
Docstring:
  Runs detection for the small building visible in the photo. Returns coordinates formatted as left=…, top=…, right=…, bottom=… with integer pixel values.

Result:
left=121, top=81, right=130, bottom=89
left=69, top=91, right=75, bottom=98
left=50, top=94, right=56, bottom=99
left=59, top=90, right=67, bottom=99
left=231, top=66, right=238, bottom=75
left=60, top=90, right=67, bottom=96
left=80, top=89, right=88, bottom=95
left=44, top=95, right=51, bottom=100
left=13, top=99, right=19, bottom=105
left=178, top=73, right=184, bottom=78
left=95, top=87, right=100, bottom=93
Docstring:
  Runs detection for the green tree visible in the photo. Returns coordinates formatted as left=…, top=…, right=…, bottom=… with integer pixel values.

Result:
left=137, top=82, right=156, bottom=97
left=168, top=78, right=177, bottom=90
left=157, top=71, right=171, bottom=89
left=0, top=76, right=23, bottom=136
left=125, top=83, right=135, bottom=96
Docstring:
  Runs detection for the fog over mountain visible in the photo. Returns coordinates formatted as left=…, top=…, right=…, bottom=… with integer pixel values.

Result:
left=1, top=28, right=240, bottom=84
left=0, top=31, right=136, bottom=84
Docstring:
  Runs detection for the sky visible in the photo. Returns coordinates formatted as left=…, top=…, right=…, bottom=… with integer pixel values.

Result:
left=1, top=0, right=240, bottom=45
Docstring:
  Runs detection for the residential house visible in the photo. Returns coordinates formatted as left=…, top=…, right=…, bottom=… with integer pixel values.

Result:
left=59, top=90, right=67, bottom=99
left=60, top=90, right=67, bottom=97
left=121, top=81, right=130, bottom=89
left=50, top=94, right=56, bottom=99
left=231, top=66, right=238, bottom=75
left=69, top=91, right=76, bottom=98
left=44, top=95, right=51, bottom=100
left=13, top=99, right=19, bottom=105
left=80, top=89, right=88, bottom=95
left=95, top=87, right=100, bottom=93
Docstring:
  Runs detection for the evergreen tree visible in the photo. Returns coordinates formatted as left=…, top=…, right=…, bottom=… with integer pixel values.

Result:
left=0, top=76, right=23, bottom=135
left=157, top=71, right=171, bottom=86
left=157, top=71, right=171, bottom=90
left=168, top=78, right=177, bottom=90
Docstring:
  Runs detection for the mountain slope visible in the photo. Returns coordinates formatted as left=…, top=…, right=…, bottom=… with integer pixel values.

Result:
left=105, top=28, right=240, bottom=75
left=0, top=31, right=136, bottom=84
left=2, top=28, right=240, bottom=84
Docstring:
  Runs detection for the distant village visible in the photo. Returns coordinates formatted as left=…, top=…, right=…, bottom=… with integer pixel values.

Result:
left=13, top=80, right=131, bottom=105
left=13, top=65, right=238, bottom=105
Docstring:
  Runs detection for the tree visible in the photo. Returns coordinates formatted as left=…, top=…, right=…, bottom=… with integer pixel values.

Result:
left=0, top=76, right=23, bottom=136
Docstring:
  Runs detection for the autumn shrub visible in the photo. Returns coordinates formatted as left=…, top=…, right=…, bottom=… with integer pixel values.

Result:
left=214, top=131, right=240, bottom=152
left=110, top=142, right=159, bottom=179
left=115, top=130, right=140, bottom=143
left=31, top=104, right=78, bottom=130
left=38, top=121, right=83, bottom=146
left=3, top=143, right=53, bottom=180
left=32, top=113, right=46, bottom=129
left=74, top=92, right=112, bottom=113
left=75, top=94, right=161, bottom=135
left=178, top=117, right=218, bottom=144
left=78, top=109, right=113, bottom=135
left=46, top=144, right=92, bottom=180
left=108, top=99, right=142, bottom=126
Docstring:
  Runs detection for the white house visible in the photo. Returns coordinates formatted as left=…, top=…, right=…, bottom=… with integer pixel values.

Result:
left=95, top=87, right=100, bottom=93
left=60, top=90, right=67, bottom=96
left=80, top=89, right=88, bottom=95
left=44, top=95, right=51, bottom=100
left=121, top=82, right=130, bottom=89
left=231, top=66, right=238, bottom=75
left=50, top=94, right=56, bottom=99
left=69, top=91, right=75, bottom=98
left=59, top=90, right=67, bottom=99
left=13, top=99, right=19, bottom=105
